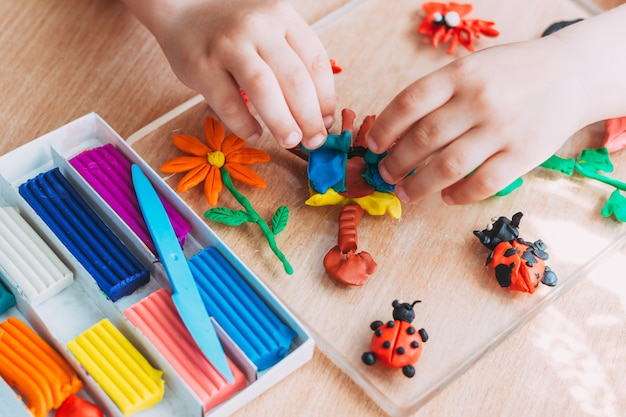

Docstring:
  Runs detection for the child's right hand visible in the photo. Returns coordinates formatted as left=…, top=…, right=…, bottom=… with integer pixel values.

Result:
left=124, top=0, right=336, bottom=149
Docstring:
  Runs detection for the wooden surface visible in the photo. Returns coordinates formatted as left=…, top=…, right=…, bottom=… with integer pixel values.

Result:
left=1, top=1, right=625, bottom=416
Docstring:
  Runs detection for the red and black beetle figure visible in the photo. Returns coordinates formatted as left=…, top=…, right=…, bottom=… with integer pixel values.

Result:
left=473, top=212, right=558, bottom=294
left=361, top=300, right=428, bottom=378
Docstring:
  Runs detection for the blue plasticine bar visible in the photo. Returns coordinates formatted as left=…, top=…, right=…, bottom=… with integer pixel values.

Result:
left=18, top=168, right=149, bottom=301
left=0, top=278, right=15, bottom=314
left=188, top=247, right=297, bottom=370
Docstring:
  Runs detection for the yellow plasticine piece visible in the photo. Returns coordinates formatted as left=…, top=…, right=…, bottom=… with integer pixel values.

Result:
left=67, top=319, right=164, bottom=416
left=306, top=189, right=402, bottom=219
left=0, top=317, right=82, bottom=417
left=353, top=192, right=403, bottom=219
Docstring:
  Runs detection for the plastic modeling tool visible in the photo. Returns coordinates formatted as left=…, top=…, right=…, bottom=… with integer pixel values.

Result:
left=131, top=164, right=234, bottom=383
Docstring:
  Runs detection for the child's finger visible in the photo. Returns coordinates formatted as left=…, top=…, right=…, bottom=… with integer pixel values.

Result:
left=193, top=65, right=263, bottom=142
left=440, top=151, right=538, bottom=205
left=376, top=99, right=477, bottom=184
left=227, top=49, right=304, bottom=148
left=365, top=72, right=456, bottom=153
left=393, top=128, right=500, bottom=203
left=261, top=38, right=328, bottom=149
left=285, top=22, right=336, bottom=130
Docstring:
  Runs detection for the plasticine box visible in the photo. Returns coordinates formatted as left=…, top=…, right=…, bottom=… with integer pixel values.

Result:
left=0, top=113, right=314, bottom=417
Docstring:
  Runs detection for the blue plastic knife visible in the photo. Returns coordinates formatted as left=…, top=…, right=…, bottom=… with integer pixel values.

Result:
left=131, top=164, right=234, bottom=383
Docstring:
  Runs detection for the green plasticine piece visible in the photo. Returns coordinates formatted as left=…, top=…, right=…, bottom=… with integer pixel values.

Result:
left=205, top=168, right=293, bottom=275
left=601, top=190, right=626, bottom=222
left=540, top=154, right=575, bottom=175
left=576, top=147, right=614, bottom=174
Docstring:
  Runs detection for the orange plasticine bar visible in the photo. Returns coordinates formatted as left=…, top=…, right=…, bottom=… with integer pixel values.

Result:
left=0, top=317, right=83, bottom=417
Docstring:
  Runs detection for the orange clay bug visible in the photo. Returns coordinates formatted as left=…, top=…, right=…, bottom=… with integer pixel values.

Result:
left=417, top=2, right=499, bottom=54
left=473, top=212, right=558, bottom=293
left=362, top=300, right=429, bottom=378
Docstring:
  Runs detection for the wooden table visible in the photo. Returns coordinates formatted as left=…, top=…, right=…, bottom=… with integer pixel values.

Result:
left=1, top=1, right=624, bottom=416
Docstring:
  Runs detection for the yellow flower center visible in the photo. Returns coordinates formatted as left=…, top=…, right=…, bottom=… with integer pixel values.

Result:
left=207, top=151, right=225, bottom=167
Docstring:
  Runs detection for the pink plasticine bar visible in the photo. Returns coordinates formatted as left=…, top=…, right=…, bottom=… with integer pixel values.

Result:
left=123, top=288, right=246, bottom=412
left=69, top=144, right=191, bottom=254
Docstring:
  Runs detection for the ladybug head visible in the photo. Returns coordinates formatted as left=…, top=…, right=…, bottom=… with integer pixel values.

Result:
left=392, top=300, right=421, bottom=323
left=473, top=212, right=523, bottom=250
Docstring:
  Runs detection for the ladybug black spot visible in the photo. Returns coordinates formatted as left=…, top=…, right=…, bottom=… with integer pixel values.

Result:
left=386, top=321, right=395, bottom=328
left=396, top=347, right=405, bottom=355
left=374, top=329, right=382, bottom=337
left=406, top=326, right=415, bottom=335
left=382, top=341, right=391, bottom=349
left=410, top=341, right=419, bottom=349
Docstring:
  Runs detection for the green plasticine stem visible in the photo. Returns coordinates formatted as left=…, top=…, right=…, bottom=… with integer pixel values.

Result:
left=575, top=163, right=626, bottom=191
left=212, top=168, right=293, bottom=275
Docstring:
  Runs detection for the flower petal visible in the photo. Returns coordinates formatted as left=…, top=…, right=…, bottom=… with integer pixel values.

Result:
left=172, top=134, right=210, bottom=156
left=221, top=133, right=247, bottom=154
left=204, top=117, right=225, bottom=151
left=227, top=148, right=271, bottom=165
left=225, top=163, right=267, bottom=188
left=177, top=164, right=211, bottom=192
left=204, top=166, right=223, bottom=206
left=161, top=156, right=207, bottom=173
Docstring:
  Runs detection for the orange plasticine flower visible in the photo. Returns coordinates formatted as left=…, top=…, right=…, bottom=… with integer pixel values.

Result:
left=161, top=117, right=270, bottom=206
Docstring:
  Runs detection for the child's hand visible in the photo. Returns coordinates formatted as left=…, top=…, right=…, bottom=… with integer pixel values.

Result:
left=366, top=37, right=589, bottom=205
left=125, top=0, right=335, bottom=149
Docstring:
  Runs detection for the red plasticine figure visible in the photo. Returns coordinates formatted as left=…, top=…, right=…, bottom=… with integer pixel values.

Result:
left=418, top=2, right=499, bottom=54
left=300, top=109, right=402, bottom=286
left=473, top=212, right=558, bottom=294
left=361, top=300, right=429, bottom=378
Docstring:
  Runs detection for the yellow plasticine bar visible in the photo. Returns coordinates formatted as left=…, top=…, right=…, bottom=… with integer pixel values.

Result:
left=67, top=319, right=164, bottom=416
left=0, top=317, right=83, bottom=417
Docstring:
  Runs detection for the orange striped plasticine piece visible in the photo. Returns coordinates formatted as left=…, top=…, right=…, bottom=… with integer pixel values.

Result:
left=0, top=317, right=82, bottom=417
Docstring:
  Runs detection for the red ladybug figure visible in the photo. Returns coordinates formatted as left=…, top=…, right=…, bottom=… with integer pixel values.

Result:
left=473, top=212, right=558, bottom=293
left=361, top=300, right=428, bottom=378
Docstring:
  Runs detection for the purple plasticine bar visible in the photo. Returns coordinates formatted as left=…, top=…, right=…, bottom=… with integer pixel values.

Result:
left=124, top=288, right=246, bottom=413
left=18, top=168, right=150, bottom=301
left=69, top=143, right=191, bottom=254
left=189, top=246, right=297, bottom=370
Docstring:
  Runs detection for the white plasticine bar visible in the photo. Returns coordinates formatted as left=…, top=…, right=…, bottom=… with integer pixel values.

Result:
left=0, top=206, right=73, bottom=305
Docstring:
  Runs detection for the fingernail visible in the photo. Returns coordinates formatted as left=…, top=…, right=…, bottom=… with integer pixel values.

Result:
left=364, top=133, right=378, bottom=153
left=284, top=131, right=302, bottom=148
left=323, top=115, right=335, bottom=129
left=441, top=191, right=455, bottom=205
left=247, top=132, right=261, bottom=142
left=377, top=163, right=391, bottom=183
left=308, top=132, right=327, bottom=149
left=395, top=186, right=409, bottom=203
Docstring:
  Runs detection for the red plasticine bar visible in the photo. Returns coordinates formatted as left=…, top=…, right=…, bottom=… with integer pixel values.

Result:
left=124, top=288, right=246, bottom=413
left=0, top=317, right=83, bottom=417
left=69, top=144, right=192, bottom=254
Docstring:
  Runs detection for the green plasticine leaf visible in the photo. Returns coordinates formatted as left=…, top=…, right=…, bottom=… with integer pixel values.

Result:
left=540, top=154, right=575, bottom=175
left=271, top=206, right=289, bottom=235
left=494, top=177, right=523, bottom=196
left=601, top=189, right=626, bottom=222
left=204, top=207, right=254, bottom=226
left=576, top=147, right=614, bottom=174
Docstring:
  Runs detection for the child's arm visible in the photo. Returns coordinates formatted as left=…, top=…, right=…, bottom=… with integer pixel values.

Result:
left=366, top=5, right=626, bottom=205
left=121, top=0, right=335, bottom=149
